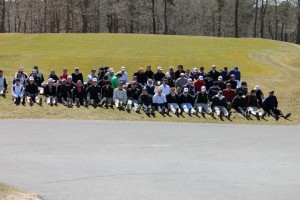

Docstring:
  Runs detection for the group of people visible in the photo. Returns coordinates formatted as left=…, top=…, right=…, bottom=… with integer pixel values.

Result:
left=0, top=64, right=291, bottom=121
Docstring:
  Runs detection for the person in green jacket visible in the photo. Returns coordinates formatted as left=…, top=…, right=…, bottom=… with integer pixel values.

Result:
left=111, top=73, right=122, bottom=89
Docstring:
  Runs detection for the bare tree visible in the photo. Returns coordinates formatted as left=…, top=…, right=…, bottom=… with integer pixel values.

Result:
left=234, top=0, right=239, bottom=38
left=297, top=0, right=300, bottom=44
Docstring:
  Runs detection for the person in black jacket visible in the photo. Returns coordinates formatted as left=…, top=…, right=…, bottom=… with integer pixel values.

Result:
left=211, top=91, right=231, bottom=120
left=44, top=78, right=57, bottom=106
left=100, top=81, right=114, bottom=108
left=246, top=90, right=265, bottom=120
left=133, top=68, right=147, bottom=86
left=153, top=66, right=165, bottom=85
left=48, top=70, right=59, bottom=83
left=71, top=67, right=84, bottom=84
left=57, top=78, right=72, bottom=107
left=126, top=81, right=142, bottom=112
left=226, top=74, right=238, bottom=90
left=254, top=85, right=264, bottom=108
left=208, top=65, right=220, bottom=81
left=174, top=65, right=185, bottom=80
left=138, top=87, right=155, bottom=115
left=208, top=82, right=221, bottom=100
left=73, top=80, right=87, bottom=107
left=194, top=86, right=213, bottom=117
left=232, top=92, right=248, bottom=119
left=25, top=76, right=42, bottom=106
left=262, top=91, right=291, bottom=121
left=235, top=81, right=248, bottom=96
left=86, top=78, right=101, bottom=107
left=166, top=88, right=181, bottom=116
left=145, top=66, right=154, bottom=80
left=162, top=72, right=175, bottom=88
left=179, top=88, right=196, bottom=116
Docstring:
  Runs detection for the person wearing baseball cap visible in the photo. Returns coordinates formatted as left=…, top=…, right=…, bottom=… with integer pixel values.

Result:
left=194, top=76, right=206, bottom=93
left=104, top=68, right=115, bottom=83
left=211, top=91, right=231, bottom=120
left=229, top=66, right=241, bottom=87
left=175, top=72, right=188, bottom=90
left=217, top=76, right=226, bottom=90
left=71, top=67, right=84, bottom=84
left=25, top=76, right=42, bottom=106
left=179, top=87, right=196, bottom=116
left=181, top=78, right=196, bottom=96
left=262, top=90, right=291, bottom=121
left=11, top=78, right=25, bottom=105
left=194, top=86, right=214, bottom=117
left=44, top=78, right=57, bottom=106
left=138, top=86, right=155, bottom=115
left=153, top=66, right=165, bottom=86
left=86, top=78, right=101, bottom=108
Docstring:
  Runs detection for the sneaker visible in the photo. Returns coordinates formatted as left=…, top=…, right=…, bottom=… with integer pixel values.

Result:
left=39, top=98, right=43, bottom=106
left=201, top=112, right=205, bottom=118
left=284, top=113, right=291, bottom=119
left=211, top=112, right=214, bottom=118
left=29, top=98, right=33, bottom=106
left=219, top=112, right=223, bottom=120
left=175, top=107, right=179, bottom=116
left=195, top=108, right=199, bottom=116
left=275, top=115, right=279, bottom=121
left=262, top=112, right=267, bottom=119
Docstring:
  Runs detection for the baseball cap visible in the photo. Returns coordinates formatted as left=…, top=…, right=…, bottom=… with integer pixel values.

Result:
left=183, top=88, right=189, bottom=93
left=180, top=73, right=185, bottom=76
left=201, top=86, right=206, bottom=91
left=92, top=78, right=97, bottom=82
left=157, top=66, right=162, bottom=70
left=188, top=78, right=193, bottom=83
left=218, top=76, right=223, bottom=81
left=15, top=78, right=21, bottom=82
left=199, top=76, right=204, bottom=80
left=29, top=76, right=34, bottom=81
left=121, top=66, right=126, bottom=70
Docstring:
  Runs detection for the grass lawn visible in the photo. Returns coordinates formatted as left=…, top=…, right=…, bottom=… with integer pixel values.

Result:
left=0, top=184, right=40, bottom=200
left=0, top=33, right=299, bottom=125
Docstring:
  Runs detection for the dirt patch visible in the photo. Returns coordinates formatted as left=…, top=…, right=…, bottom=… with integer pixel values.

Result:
left=0, top=184, right=41, bottom=200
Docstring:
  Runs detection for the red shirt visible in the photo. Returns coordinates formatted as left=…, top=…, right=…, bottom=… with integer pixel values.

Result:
left=60, top=73, right=69, bottom=80
left=194, top=80, right=206, bottom=92
left=223, top=89, right=235, bottom=102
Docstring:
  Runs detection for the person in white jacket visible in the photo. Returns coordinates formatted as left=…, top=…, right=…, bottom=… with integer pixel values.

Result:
left=113, top=81, right=127, bottom=110
left=152, top=89, right=168, bottom=114
left=11, top=78, right=25, bottom=105
left=118, top=66, right=129, bottom=83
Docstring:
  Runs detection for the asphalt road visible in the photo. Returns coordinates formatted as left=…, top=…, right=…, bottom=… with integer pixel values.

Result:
left=0, top=120, right=299, bottom=200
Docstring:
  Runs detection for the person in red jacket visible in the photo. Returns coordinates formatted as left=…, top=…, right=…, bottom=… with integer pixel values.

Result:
left=60, top=68, right=69, bottom=80
left=222, top=83, right=235, bottom=102
left=194, top=76, right=206, bottom=93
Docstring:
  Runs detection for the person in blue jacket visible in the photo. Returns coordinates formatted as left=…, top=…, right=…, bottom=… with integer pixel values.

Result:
left=229, top=66, right=241, bottom=87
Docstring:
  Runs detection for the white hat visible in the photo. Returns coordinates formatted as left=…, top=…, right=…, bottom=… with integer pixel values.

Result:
left=188, top=78, right=193, bottom=83
left=29, top=76, right=34, bottom=81
left=32, top=70, right=37, bottom=73
left=183, top=88, right=189, bottom=93
left=48, top=78, right=54, bottom=83
left=88, top=77, right=93, bottom=81
left=212, top=64, right=216, bottom=68
left=92, top=78, right=97, bottom=82
left=199, top=76, right=204, bottom=80
left=109, top=68, right=114, bottom=73
left=67, top=76, right=72, bottom=80
left=193, top=68, right=197, bottom=72
left=201, top=86, right=206, bottom=91
left=121, top=66, right=126, bottom=70
left=218, top=76, right=223, bottom=81
left=180, top=73, right=185, bottom=76
left=165, top=72, right=170, bottom=77
left=254, top=85, right=260, bottom=90
left=157, top=66, right=162, bottom=70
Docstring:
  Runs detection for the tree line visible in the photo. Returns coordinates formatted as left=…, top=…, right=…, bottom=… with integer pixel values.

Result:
left=0, top=0, right=299, bottom=44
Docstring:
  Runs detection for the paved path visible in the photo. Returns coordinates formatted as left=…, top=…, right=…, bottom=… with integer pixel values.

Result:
left=0, top=120, right=299, bottom=200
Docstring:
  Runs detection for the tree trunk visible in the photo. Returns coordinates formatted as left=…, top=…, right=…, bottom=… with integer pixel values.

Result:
left=151, top=0, right=156, bottom=34
left=260, top=0, right=268, bottom=38
left=280, top=21, right=284, bottom=41
left=217, top=2, right=222, bottom=37
left=94, top=0, right=100, bottom=33
left=0, top=0, right=5, bottom=33
left=253, top=0, right=258, bottom=37
left=296, top=0, right=300, bottom=44
left=268, top=17, right=274, bottom=40
left=7, top=0, right=12, bottom=33
left=82, top=0, right=89, bottom=33
left=234, top=0, right=239, bottom=38
left=164, top=0, right=168, bottom=35
left=44, top=0, right=47, bottom=33
left=274, top=0, right=278, bottom=40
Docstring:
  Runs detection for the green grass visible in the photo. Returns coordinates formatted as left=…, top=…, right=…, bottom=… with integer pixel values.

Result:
left=0, top=33, right=299, bottom=125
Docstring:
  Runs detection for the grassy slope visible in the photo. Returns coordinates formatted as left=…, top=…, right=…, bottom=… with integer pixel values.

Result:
left=0, top=33, right=299, bottom=125
left=0, top=184, right=40, bottom=200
